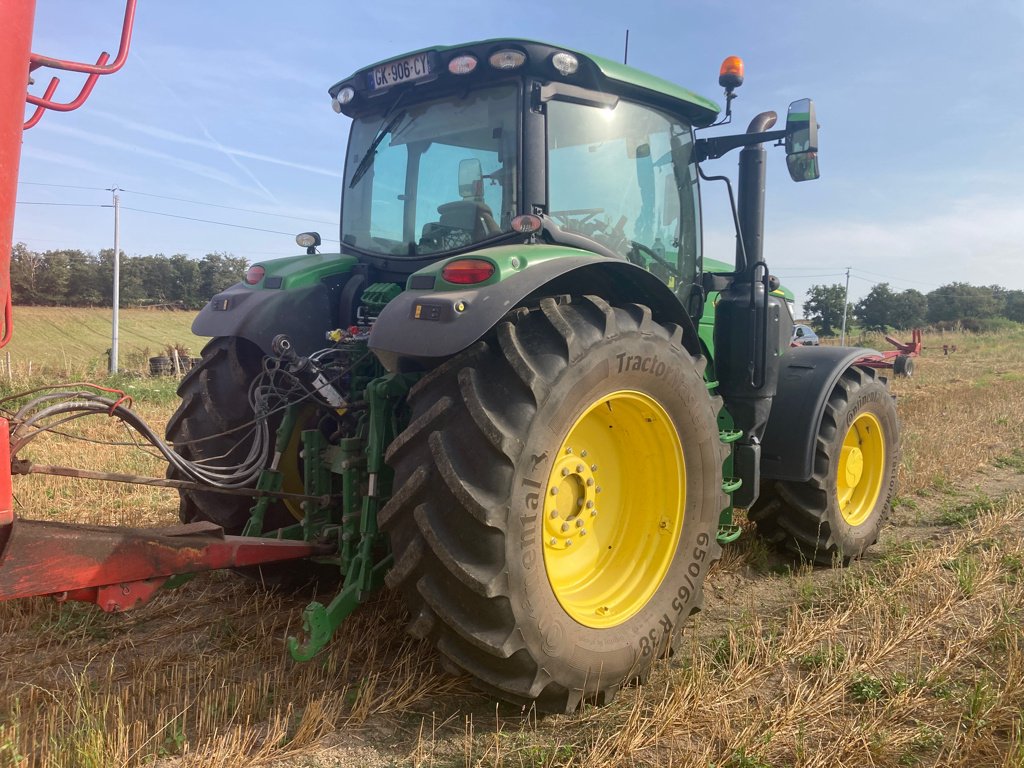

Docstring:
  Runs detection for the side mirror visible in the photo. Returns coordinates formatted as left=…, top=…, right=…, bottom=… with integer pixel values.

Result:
left=785, top=98, right=819, bottom=182
left=458, top=158, right=483, bottom=199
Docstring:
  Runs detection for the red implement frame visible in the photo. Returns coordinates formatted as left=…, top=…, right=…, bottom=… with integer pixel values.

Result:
left=0, top=4, right=340, bottom=612
left=0, top=517, right=330, bottom=611
left=854, top=328, right=922, bottom=371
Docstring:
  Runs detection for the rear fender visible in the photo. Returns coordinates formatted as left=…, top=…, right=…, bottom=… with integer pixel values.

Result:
left=369, top=256, right=701, bottom=371
left=760, top=346, right=881, bottom=482
left=192, top=254, right=359, bottom=355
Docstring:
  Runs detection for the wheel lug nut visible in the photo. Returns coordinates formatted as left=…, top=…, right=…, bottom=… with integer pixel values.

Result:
left=591, top=510, right=598, bottom=517
left=565, top=539, right=572, bottom=547
left=586, top=478, right=594, bottom=487
left=550, top=537, right=557, bottom=546
left=550, top=510, right=558, bottom=519
left=576, top=464, right=585, bottom=473
left=565, top=447, right=573, bottom=455
left=596, top=486, right=602, bottom=493
left=586, top=500, right=594, bottom=509
left=580, top=450, right=588, bottom=458
left=580, top=528, right=587, bottom=536
left=550, top=487, right=558, bottom=495
left=575, top=519, right=584, bottom=528
left=562, top=468, right=569, bottom=477
left=591, top=464, right=598, bottom=472
left=561, top=522, right=570, bottom=532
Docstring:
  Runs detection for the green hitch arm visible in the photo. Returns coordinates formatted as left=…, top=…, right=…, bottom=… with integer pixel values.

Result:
left=242, top=405, right=299, bottom=537
left=287, top=373, right=412, bottom=661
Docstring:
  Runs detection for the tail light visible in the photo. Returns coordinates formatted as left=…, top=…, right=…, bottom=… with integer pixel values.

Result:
left=245, top=265, right=266, bottom=285
left=442, top=259, right=495, bottom=285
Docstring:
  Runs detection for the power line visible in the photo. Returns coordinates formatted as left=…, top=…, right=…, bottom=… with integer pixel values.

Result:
left=18, top=180, right=337, bottom=226
left=17, top=181, right=107, bottom=192
left=121, top=189, right=336, bottom=226
left=15, top=202, right=106, bottom=207
left=14, top=199, right=339, bottom=241
left=118, top=206, right=341, bottom=241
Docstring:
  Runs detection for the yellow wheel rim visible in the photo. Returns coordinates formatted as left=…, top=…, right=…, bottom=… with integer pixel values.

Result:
left=542, top=390, right=685, bottom=629
left=837, top=412, right=885, bottom=526
left=279, top=406, right=319, bottom=521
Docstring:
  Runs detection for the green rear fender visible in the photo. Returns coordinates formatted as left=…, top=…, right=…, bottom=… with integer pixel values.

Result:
left=369, top=245, right=701, bottom=372
left=192, top=252, right=359, bottom=355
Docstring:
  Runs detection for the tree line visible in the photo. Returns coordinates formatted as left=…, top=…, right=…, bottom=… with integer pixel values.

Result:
left=9, top=243, right=248, bottom=310
left=803, top=281, right=1024, bottom=335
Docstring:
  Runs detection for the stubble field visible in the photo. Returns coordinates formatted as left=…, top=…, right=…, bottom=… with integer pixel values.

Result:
left=1, top=314, right=1023, bottom=767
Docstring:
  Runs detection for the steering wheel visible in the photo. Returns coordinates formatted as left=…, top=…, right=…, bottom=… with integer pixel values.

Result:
left=549, top=208, right=605, bottom=229
left=629, top=240, right=682, bottom=280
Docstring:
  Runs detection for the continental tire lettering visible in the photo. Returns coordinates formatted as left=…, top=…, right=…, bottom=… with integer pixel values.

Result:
left=521, top=512, right=537, bottom=570
left=639, top=626, right=659, bottom=658
left=615, top=353, right=669, bottom=378
left=670, top=538, right=710, bottom=613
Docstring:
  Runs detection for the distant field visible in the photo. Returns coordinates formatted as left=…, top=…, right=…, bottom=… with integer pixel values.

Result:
left=2, top=306, right=204, bottom=377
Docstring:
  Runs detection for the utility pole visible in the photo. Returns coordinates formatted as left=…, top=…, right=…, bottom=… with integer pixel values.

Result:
left=108, top=186, right=122, bottom=373
left=840, top=266, right=851, bottom=346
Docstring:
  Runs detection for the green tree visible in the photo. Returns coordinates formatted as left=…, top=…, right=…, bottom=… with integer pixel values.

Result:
left=10, top=242, right=43, bottom=304
left=804, top=283, right=848, bottom=336
left=854, top=282, right=898, bottom=332
left=36, top=250, right=71, bottom=303
left=889, top=289, right=928, bottom=329
left=1003, top=289, right=1024, bottom=324
left=926, top=282, right=1002, bottom=323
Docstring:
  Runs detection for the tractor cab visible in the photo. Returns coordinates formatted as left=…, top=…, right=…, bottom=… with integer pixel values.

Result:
left=329, top=39, right=719, bottom=291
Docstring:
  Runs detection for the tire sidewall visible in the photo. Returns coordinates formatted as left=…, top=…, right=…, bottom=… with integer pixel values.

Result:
left=504, top=328, right=721, bottom=687
left=824, top=379, right=899, bottom=554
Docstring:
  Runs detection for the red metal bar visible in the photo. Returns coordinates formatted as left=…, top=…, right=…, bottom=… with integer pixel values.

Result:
left=0, top=0, right=37, bottom=350
left=24, top=52, right=110, bottom=120
left=0, top=518, right=331, bottom=609
left=27, top=0, right=136, bottom=76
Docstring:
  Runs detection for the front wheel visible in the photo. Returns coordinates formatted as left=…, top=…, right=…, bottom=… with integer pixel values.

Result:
left=750, top=366, right=899, bottom=564
left=379, top=296, right=726, bottom=712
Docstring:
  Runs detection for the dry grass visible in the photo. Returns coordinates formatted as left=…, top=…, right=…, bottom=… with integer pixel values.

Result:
left=1, top=326, right=1024, bottom=767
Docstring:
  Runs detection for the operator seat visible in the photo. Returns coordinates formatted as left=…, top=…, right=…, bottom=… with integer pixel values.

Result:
left=420, top=173, right=500, bottom=250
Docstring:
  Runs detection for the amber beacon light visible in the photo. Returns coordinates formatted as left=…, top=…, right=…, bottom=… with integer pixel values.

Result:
left=718, top=56, right=745, bottom=90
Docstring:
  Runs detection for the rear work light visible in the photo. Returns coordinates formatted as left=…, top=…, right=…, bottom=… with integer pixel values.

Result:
left=442, top=259, right=495, bottom=284
left=489, top=49, right=526, bottom=70
left=551, top=51, right=579, bottom=76
left=245, top=265, right=266, bottom=285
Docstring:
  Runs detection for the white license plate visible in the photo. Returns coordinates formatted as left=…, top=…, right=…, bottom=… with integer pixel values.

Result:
left=369, top=53, right=433, bottom=90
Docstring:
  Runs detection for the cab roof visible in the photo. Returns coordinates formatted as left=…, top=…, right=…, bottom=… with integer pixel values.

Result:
left=329, top=38, right=722, bottom=127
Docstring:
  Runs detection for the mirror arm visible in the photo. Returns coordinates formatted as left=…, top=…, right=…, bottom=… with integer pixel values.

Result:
left=695, top=129, right=786, bottom=162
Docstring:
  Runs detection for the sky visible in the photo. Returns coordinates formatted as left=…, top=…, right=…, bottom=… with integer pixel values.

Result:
left=13, top=0, right=1024, bottom=313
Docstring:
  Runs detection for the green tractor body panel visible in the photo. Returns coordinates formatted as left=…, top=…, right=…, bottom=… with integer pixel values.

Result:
left=253, top=251, right=359, bottom=290
left=369, top=243, right=702, bottom=371
left=192, top=252, right=360, bottom=355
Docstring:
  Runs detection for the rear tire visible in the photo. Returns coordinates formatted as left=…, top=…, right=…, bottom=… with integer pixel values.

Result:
left=750, top=366, right=899, bottom=564
left=380, top=296, right=726, bottom=712
left=165, top=336, right=295, bottom=533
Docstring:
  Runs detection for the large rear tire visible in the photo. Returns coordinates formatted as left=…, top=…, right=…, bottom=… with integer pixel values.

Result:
left=165, top=336, right=296, bottom=533
left=379, top=296, right=726, bottom=712
left=749, top=366, right=899, bottom=565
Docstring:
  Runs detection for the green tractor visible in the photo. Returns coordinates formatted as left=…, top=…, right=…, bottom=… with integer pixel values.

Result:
left=166, top=40, right=899, bottom=712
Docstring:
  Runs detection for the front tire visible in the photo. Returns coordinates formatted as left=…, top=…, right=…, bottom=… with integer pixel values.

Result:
left=379, top=296, right=726, bottom=712
left=750, top=366, right=899, bottom=564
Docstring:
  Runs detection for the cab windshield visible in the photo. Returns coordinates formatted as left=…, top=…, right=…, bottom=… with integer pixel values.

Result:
left=341, top=85, right=520, bottom=257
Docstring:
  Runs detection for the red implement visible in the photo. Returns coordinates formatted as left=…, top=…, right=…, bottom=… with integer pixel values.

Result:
left=854, top=329, right=922, bottom=375
left=0, top=517, right=330, bottom=611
